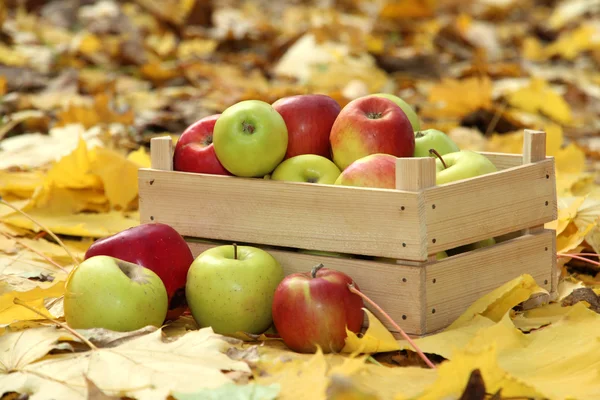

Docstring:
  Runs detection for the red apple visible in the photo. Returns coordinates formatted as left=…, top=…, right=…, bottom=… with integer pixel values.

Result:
left=84, top=222, right=195, bottom=321
left=334, top=153, right=397, bottom=189
left=272, top=94, right=341, bottom=159
left=271, top=264, right=364, bottom=354
left=329, top=95, right=415, bottom=170
left=173, top=114, right=232, bottom=175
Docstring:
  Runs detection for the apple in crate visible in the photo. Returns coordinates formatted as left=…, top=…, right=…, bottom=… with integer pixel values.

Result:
left=270, top=154, right=341, bottom=185
left=84, top=223, right=195, bottom=321
left=334, top=153, right=397, bottom=189
left=272, top=94, right=341, bottom=159
left=64, top=256, right=169, bottom=332
left=186, top=244, right=285, bottom=335
left=434, top=150, right=497, bottom=185
left=413, top=129, right=460, bottom=158
left=213, top=100, right=288, bottom=177
left=173, top=114, right=232, bottom=175
left=330, top=95, right=414, bottom=171
left=271, top=264, right=364, bottom=354
left=371, top=92, right=421, bottom=132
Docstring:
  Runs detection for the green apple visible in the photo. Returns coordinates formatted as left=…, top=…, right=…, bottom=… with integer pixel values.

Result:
left=64, top=255, right=169, bottom=332
left=434, top=150, right=498, bottom=185
left=270, top=154, right=341, bottom=185
left=213, top=100, right=288, bottom=177
left=297, top=249, right=354, bottom=258
left=447, top=238, right=496, bottom=256
left=185, top=244, right=285, bottom=335
left=371, top=92, right=421, bottom=132
left=413, top=129, right=460, bottom=158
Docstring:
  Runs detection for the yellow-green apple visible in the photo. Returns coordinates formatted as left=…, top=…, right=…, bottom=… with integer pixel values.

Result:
left=334, top=153, right=397, bottom=189
left=173, top=114, right=232, bottom=175
left=413, top=129, right=460, bottom=158
left=271, top=264, right=364, bottom=353
left=64, top=256, right=169, bottom=332
left=84, top=222, right=195, bottom=321
left=185, top=244, right=285, bottom=335
left=270, top=154, right=341, bottom=185
left=434, top=150, right=497, bottom=185
left=371, top=92, right=421, bottom=132
left=213, top=100, right=288, bottom=177
left=272, top=94, right=341, bottom=159
left=329, top=95, right=414, bottom=170
left=447, top=237, right=496, bottom=256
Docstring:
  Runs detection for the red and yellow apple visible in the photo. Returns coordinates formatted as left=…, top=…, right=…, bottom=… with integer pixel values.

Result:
left=334, top=153, right=397, bottom=189
left=173, top=114, right=232, bottom=176
left=329, top=95, right=415, bottom=170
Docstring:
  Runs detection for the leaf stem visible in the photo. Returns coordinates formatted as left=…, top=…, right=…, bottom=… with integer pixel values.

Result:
left=1, top=232, right=68, bottom=272
left=557, top=253, right=600, bottom=267
left=12, top=298, right=98, bottom=351
left=347, top=282, right=436, bottom=369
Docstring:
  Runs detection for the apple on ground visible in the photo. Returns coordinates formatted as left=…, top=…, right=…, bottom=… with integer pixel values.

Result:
left=213, top=100, right=288, bottom=177
left=64, top=255, right=169, bottom=332
left=271, top=263, right=364, bottom=353
left=270, top=154, right=341, bottom=185
left=272, top=94, right=341, bottom=159
left=434, top=150, right=498, bottom=185
left=185, top=243, right=285, bottom=335
left=371, top=92, right=421, bottom=132
left=334, top=153, right=397, bottom=189
left=173, top=114, right=232, bottom=175
left=330, top=95, right=415, bottom=171
left=84, top=222, right=195, bottom=321
left=447, top=237, right=496, bottom=256
left=413, top=129, right=460, bottom=158
left=297, top=249, right=354, bottom=259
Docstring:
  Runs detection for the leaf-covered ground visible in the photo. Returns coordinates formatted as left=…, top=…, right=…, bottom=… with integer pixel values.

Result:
left=2, top=0, right=600, bottom=399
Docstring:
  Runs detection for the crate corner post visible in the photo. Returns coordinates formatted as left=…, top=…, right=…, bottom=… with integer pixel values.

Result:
left=139, top=136, right=175, bottom=225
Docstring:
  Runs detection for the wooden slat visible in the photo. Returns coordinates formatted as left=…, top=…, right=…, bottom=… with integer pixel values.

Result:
left=186, top=241, right=424, bottom=335
left=522, top=130, right=548, bottom=235
left=138, top=169, right=423, bottom=259
left=423, top=159, right=557, bottom=254
left=478, top=152, right=524, bottom=170
left=151, top=137, right=174, bottom=171
left=424, top=230, right=555, bottom=332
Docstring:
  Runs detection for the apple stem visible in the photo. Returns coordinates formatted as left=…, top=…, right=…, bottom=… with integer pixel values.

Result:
left=233, top=243, right=238, bottom=260
left=347, top=282, right=437, bottom=369
left=0, top=197, right=80, bottom=268
left=12, top=297, right=99, bottom=351
left=429, top=149, right=448, bottom=169
left=311, top=263, right=325, bottom=278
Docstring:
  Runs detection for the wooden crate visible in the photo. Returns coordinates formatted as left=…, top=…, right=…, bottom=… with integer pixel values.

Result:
left=137, top=129, right=558, bottom=337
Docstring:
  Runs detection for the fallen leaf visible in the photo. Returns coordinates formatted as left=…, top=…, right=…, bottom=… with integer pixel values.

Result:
left=173, top=382, right=281, bottom=400
left=0, top=277, right=66, bottom=324
left=505, top=78, right=573, bottom=124
left=341, top=308, right=400, bottom=354
left=421, top=76, right=493, bottom=119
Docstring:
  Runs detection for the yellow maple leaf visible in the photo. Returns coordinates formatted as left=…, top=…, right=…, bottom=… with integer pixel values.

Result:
left=379, top=0, right=437, bottom=19
left=0, top=170, right=45, bottom=199
left=0, top=277, right=66, bottom=325
left=127, top=146, right=151, bottom=168
left=505, top=78, right=573, bottom=124
left=545, top=196, right=585, bottom=236
left=0, top=76, right=6, bottom=96
left=422, top=76, right=492, bottom=119
left=55, top=93, right=135, bottom=129
left=44, top=136, right=103, bottom=190
left=556, top=221, right=596, bottom=254
left=341, top=308, right=401, bottom=354
left=544, top=24, right=600, bottom=61
left=555, top=142, right=587, bottom=175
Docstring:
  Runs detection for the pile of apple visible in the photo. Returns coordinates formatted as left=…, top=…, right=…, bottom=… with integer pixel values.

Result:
left=172, top=92, right=498, bottom=191
left=63, top=222, right=363, bottom=354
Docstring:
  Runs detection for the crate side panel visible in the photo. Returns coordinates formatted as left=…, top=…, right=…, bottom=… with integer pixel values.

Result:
left=187, top=241, right=425, bottom=335
left=478, top=152, right=523, bottom=170
left=424, top=230, right=554, bottom=333
left=424, top=159, right=557, bottom=254
left=138, top=169, right=424, bottom=259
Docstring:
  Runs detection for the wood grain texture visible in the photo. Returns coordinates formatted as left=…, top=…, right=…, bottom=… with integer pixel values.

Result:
left=151, top=137, right=174, bottom=171
left=395, top=157, right=436, bottom=191
left=523, top=130, right=548, bottom=235
left=139, top=169, right=424, bottom=259
left=186, top=240, right=424, bottom=334
left=423, top=159, right=557, bottom=254
left=424, top=229, right=555, bottom=332
left=478, top=152, right=524, bottom=170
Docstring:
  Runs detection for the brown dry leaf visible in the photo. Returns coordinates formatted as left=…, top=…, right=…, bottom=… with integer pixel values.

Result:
left=0, top=326, right=251, bottom=400
left=0, top=76, right=6, bottom=96
left=421, top=76, right=493, bottom=119
left=378, top=0, right=437, bottom=19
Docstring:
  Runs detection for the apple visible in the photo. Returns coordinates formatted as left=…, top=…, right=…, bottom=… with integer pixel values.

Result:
left=334, top=153, right=397, bottom=189
left=270, top=154, right=341, bottom=185
left=371, top=92, right=421, bottom=132
left=434, top=150, right=498, bottom=185
left=271, top=264, right=364, bottom=354
left=297, top=249, right=354, bottom=259
left=64, top=256, right=169, bottom=332
left=185, top=244, right=285, bottom=335
left=447, top=237, right=496, bottom=257
left=413, top=129, right=460, bottom=158
left=213, top=100, right=288, bottom=177
left=84, top=222, right=195, bottom=321
left=330, top=95, right=414, bottom=171
left=272, top=94, right=341, bottom=159
left=173, top=114, right=232, bottom=175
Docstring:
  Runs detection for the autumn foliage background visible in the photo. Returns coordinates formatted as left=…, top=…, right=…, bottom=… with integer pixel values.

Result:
left=1, top=0, right=600, bottom=399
